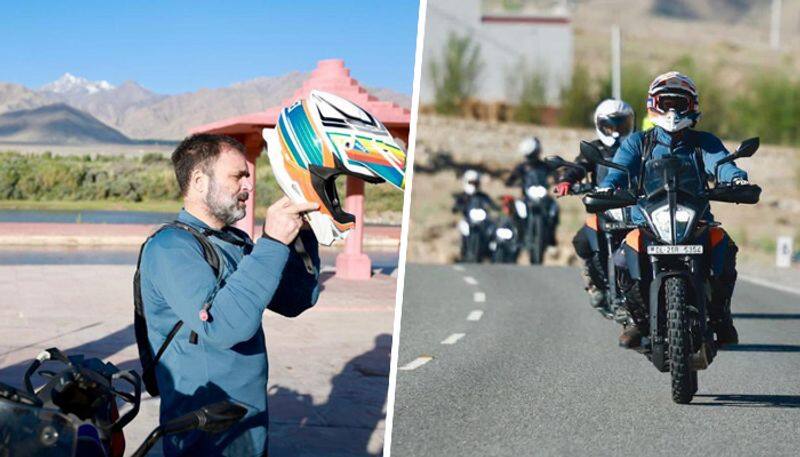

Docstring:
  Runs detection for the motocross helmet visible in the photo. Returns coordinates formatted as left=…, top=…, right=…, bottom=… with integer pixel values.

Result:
left=462, top=169, right=480, bottom=195
left=517, top=137, right=542, bottom=160
left=646, top=71, right=700, bottom=133
left=264, top=90, right=406, bottom=246
left=594, top=99, right=635, bottom=147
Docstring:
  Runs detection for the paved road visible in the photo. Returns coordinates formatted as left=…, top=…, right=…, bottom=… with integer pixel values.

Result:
left=390, top=264, right=800, bottom=456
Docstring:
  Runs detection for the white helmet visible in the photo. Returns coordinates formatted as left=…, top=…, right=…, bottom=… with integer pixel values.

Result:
left=646, top=71, right=700, bottom=133
left=462, top=169, right=480, bottom=195
left=517, top=137, right=542, bottom=159
left=594, top=99, right=635, bottom=147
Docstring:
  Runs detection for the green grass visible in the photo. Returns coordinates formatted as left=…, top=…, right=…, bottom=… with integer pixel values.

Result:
left=0, top=152, right=404, bottom=216
left=0, top=199, right=182, bottom=213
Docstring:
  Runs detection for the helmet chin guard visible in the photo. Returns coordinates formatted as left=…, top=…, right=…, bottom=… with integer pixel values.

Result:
left=265, top=90, right=406, bottom=246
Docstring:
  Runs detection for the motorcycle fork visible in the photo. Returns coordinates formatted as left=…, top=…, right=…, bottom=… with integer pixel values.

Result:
left=606, top=233, right=618, bottom=302
left=647, top=255, right=709, bottom=372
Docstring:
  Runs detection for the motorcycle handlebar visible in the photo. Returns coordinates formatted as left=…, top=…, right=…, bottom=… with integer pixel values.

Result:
left=569, top=182, right=594, bottom=195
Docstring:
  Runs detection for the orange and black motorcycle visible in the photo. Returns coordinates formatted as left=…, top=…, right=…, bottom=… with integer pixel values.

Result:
left=578, top=138, right=761, bottom=403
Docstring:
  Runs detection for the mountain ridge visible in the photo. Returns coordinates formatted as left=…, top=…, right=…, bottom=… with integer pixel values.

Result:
left=0, top=71, right=412, bottom=141
left=0, top=103, right=132, bottom=144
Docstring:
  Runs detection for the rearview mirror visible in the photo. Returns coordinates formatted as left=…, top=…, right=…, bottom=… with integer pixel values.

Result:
left=714, top=137, right=759, bottom=182
left=544, top=155, right=582, bottom=172
left=579, top=141, right=603, bottom=163
left=543, top=155, right=568, bottom=167
left=734, top=137, right=759, bottom=158
left=131, top=401, right=248, bottom=457
left=579, top=141, right=631, bottom=188
left=161, top=401, right=247, bottom=435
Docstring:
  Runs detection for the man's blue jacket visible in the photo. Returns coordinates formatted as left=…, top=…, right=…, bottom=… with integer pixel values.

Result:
left=600, top=126, right=748, bottom=223
left=139, top=209, right=320, bottom=456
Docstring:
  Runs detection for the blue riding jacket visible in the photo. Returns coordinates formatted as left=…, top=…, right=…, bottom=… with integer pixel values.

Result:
left=139, top=209, right=320, bottom=456
left=600, top=126, right=748, bottom=224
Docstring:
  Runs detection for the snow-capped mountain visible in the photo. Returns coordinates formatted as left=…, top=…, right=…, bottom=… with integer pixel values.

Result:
left=0, top=72, right=411, bottom=141
left=41, top=73, right=115, bottom=95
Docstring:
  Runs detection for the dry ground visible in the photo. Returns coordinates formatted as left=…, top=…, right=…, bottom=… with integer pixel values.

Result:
left=573, top=0, right=800, bottom=84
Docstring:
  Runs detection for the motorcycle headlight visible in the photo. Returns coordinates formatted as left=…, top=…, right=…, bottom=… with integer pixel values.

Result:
left=514, top=200, right=527, bottom=218
left=649, top=204, right=695, bottom=242
left=604, top=208, right=624, bottom=222
left=496, top=227, right=514, bottom=240
left=469, top=208, right=487, bottom=222
left=526, top=185, right=548, bottom=200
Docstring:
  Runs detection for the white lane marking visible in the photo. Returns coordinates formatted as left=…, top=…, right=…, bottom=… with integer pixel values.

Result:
left=473, top=291, right=486, bottom=302
left=463, top=276, right=478, bottom=285
left=467, top=310, right=484, bottom=321
left=441, top=333, right=466, bottom=345
left=453, top=264, right=465, bottom=272
left=398, top=356, right=433, bottom=371
left=740, top=275, right=800, bottom=296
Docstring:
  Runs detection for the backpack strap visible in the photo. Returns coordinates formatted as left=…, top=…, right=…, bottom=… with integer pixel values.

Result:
left=637, top=128, right=657, bottom=194
left=138, top=222, right=224, bottom=384
left=689, top=131, right=710, bottom=189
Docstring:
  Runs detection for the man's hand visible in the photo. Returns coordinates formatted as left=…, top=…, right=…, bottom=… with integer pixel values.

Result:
left=554, top=181, right=572, bottom=198
left=263, top=196, right=319, bottom=245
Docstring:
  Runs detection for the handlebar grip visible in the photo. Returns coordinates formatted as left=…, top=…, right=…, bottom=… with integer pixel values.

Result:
left=23, top=348, right=70, bottom=394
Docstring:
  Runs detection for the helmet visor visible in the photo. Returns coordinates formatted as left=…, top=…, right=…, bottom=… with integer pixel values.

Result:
left=654, top=93, right=692, bottom=115
left=597, top=114, right=634, bottom=139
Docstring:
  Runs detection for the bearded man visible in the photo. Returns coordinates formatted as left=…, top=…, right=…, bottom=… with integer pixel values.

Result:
left=137, top=134, right=319, bottom=456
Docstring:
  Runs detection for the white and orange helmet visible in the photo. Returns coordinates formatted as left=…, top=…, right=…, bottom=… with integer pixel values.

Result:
left=264, top=90, right=406, bottom=245
left=646, top=71, right=700, bottom=132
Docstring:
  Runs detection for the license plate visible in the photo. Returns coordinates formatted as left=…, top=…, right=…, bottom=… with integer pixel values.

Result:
left=647, top=245, right=703, bottom=255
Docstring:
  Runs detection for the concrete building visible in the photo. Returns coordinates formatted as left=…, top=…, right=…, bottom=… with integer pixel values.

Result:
left=421, top=0, right=574, bottom=105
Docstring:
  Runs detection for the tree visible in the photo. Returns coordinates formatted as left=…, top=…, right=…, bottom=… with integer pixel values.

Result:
left=430, top=33, right=483, bottom=115
left=507, top=61, right=547, bottom=124
left=558, top=64, right=595, bottom=127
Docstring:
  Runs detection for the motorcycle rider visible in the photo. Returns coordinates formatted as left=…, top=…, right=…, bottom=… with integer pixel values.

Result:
left=555, top=99, right=635, bottom=314
left=453, top=169, right=498, bottom=260
left=598, top=71, right=748, bottom=348
left=506, top=137, right=561, bottom=247
left=490, top=195, right=522, bottom=263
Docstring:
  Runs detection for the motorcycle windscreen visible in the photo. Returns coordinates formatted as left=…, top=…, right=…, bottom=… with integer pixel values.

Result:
left=643, top=156, right=704, bottom=197
left=0, top=401, right=77, bottom=456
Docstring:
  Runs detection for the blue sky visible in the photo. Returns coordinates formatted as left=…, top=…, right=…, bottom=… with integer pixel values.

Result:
left=0, top=1, right=420, bottom=94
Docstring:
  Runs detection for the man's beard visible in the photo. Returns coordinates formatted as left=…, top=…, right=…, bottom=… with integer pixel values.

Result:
left=205, top=178, right=248, bottom=226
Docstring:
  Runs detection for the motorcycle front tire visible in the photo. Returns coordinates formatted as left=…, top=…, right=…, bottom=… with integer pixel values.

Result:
left=666, top=276, right=696, bottom=404
left=529, top=216, right=545, bottom=265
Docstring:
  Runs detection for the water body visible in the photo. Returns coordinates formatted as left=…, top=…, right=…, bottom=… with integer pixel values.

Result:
left=0, top=210, right=398, bottom=228
left=0, top=210, right=175, bottom=225
left=0, top=246, right=399, bottom=271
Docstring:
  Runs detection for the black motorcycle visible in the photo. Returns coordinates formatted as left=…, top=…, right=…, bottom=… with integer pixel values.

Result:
left=489, top=215, right=521, bottom=264
left=0, top=347, right=246, bottom=456
left=512, top=181, right=557, bottom=264
left=579, top=138, right=761, bottom=403
left=456, top=198, right=495, bottom=263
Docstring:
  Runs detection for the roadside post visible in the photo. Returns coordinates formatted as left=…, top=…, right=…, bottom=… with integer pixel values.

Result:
left=776, top=236, right=793, bottom=268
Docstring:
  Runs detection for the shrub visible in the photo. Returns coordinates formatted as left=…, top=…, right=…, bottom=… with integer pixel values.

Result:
left=430, top=32, right=484, bottom=115
left=730, top=73, right=800, bottom=145
left=509, top=64, right=547, bottom=124
left=558, top=64, right=596, bottom=127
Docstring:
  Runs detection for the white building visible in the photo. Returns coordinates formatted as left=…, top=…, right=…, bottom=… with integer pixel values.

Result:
left=421, top=0, right=574, bottom=105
